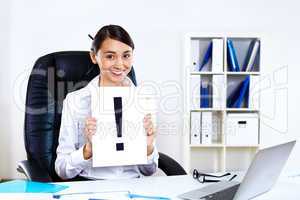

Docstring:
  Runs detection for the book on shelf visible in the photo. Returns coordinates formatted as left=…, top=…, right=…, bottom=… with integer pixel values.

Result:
left=248, top=75, right=260, bottom=109
left=190, top=75, right=201, bottom=110
left=212, top=39, right=224, bottom=72
left=212, top=75, right=225, bottom=109
left=190, top=112, right=201, bottom=145
left=227, top=39, right=240, bottom=72
left=227, top=81, right=243, bottom=108
left=242, top=39, right=260, bottom=72
left=201, top=112, right=213, bottom=144
left=232, top=76, right=250, bottom=108
left=200, top=80, right=212, bottom=108
left=199, top=41, right=212, bottom=71
left=212, top=112, right=221, bottom=143
left=191, top=40, right=200, bottom=71
left=227, top=76, right=250, bottom=108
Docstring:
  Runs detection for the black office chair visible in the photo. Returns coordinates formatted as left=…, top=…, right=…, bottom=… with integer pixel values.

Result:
left=17, top=51, right=186, bottom=182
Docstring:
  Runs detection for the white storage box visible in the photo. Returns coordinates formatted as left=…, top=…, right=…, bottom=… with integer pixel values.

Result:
left=226, top=113, right=259, bottom=146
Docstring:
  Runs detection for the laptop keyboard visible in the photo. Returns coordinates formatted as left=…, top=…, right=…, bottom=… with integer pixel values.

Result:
left=199, top=184, right=240, bottom=200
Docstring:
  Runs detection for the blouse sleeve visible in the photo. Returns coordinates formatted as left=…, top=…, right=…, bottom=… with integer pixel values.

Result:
left=138, top=142, right=159, bottom=176
left=55, top=94, right=91, bottom=180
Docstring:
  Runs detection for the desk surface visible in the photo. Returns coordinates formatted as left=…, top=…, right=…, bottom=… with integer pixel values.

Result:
left=1, top=175, right=300, bottom=199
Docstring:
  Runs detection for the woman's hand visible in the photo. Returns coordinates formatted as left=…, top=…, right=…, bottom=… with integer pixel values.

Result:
left=143, top=114, right=156, bottom=156
left=83, top=117, right=97, bottom=160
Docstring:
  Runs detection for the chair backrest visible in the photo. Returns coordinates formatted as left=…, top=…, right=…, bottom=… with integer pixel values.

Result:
left=24, top=51, right=137, bottom=181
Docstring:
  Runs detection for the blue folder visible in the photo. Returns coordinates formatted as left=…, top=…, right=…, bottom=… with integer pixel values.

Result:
left=200, top=81, right=211, bottom=108
left=227, top=82, right=244, bottom=108
left=0, top=180, right=68, bottom=193
left=199, top=42, right=212, bottom=71
left=200, top=84, right=208, bottom=108
left=227, top=40, right=240, bottom=72
left=232, top=76, right=250, bottom=108
left=227, top=76, right=250, bottom=108
left=242, top=39, right=259, bottom=71
left=128, top=193, right=171, bottom=199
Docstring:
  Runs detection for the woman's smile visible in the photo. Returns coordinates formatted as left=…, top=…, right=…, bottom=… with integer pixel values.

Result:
left=111, top=70, right=123, bottom=75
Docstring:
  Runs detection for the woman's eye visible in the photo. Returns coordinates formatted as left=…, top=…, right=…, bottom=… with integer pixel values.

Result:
left=123, top=54, right=131, bottom=59
left=106, top=54, right=114, bottom=59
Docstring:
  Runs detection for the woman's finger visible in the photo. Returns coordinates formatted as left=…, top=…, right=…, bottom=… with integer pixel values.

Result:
left=143, top=114, right=151, bottom=121
left=85, top=120, right=97, bottom=125
left=145, top=124, right=153, bottom=131
left=86, top=124, right=96, bottom=130
left=147, top=126, right=157, bottom=136
left=145, top=123, right=154, bottom=132
left=143, top=118, right=153, bottom=127
left=149, top=127, right=157, bottom=136
left=147, top=129, right=153, bottom=136
left=85, top=117, right=97, bottom=125
left=84, top=127, right=96, bottom=135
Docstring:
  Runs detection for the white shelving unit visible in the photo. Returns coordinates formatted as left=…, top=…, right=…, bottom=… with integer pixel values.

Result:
left=182, top=33, right=261, bottom=174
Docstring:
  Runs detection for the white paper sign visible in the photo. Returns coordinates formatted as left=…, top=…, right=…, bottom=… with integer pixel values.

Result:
left=91, top=86, right=157, bottom=167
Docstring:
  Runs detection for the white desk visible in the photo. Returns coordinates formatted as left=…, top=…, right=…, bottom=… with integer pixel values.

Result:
left=1, top=175, right=300, bottom=199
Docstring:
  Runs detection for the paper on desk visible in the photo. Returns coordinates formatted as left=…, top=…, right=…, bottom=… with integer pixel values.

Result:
left=91, top=86, right=157, bottom=167
left=54, top=191, right=130, bottom=200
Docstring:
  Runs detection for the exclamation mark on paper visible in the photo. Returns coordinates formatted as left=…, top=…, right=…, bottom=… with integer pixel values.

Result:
left=114, top=97, right=124, bottom=151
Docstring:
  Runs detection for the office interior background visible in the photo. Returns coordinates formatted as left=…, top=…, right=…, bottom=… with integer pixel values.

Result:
left=0, top=0, right=299, bottom=179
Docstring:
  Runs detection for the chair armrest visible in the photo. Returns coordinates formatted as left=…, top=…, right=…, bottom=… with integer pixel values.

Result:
left=17, top=160, right=52, bottom=182
left=158, top=152, right=187, bottom=176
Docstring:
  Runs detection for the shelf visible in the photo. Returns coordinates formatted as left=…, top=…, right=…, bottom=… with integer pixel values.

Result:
left=190, top=108, right=259, bottom=112
left=190, top=148, right=224, bottom=173
left=226, top=145, right=259, bottom=148
left=190, top=144, right=224, bottom=148
left=184, top=34, right=261, bottom=173
left=190, top=72, right=260, bottom=75
left=190, top=145, right=259, bottom=148
left=226, top=108, right=259, bottom=112
left=226, top=72, right=260, bottom=75
left=190, top=35, right=223, bottom=39
left=225, top=147, right=257, bottom=171
left=190, top=72, right=224, bottom=75
left=191, top=108, right=224, bottom=112
left=189, top=144, right=259, bottom=148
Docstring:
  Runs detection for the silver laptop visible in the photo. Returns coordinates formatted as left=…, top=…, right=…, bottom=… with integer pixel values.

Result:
left=178, top=140, right=296, bottom=200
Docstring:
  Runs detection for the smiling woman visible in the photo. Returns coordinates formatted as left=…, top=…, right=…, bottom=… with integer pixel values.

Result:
left=89, top=25, right=135, bottom=86
left=90, top=38, right=133, bottom=86
left=55, top=25, right=159, bottom=180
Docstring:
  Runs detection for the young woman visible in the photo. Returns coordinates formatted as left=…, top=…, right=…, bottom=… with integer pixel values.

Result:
left=55, top=25, right=158, bottom=180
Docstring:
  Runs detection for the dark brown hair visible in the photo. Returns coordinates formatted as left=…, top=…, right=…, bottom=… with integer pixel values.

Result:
left=90, top=25, right=135, bottom=53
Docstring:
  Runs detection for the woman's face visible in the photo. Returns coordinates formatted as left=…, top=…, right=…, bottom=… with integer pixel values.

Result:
left=90, top=38, right=133, bottom=86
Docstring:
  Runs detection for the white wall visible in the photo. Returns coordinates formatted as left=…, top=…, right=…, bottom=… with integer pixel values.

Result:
left=0, top=0, right=13, bottom=179
left=1, top=0, right=300, bottom=179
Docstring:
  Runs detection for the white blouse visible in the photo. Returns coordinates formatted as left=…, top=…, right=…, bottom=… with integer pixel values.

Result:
left=55, top=75, right=159, bottom=180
